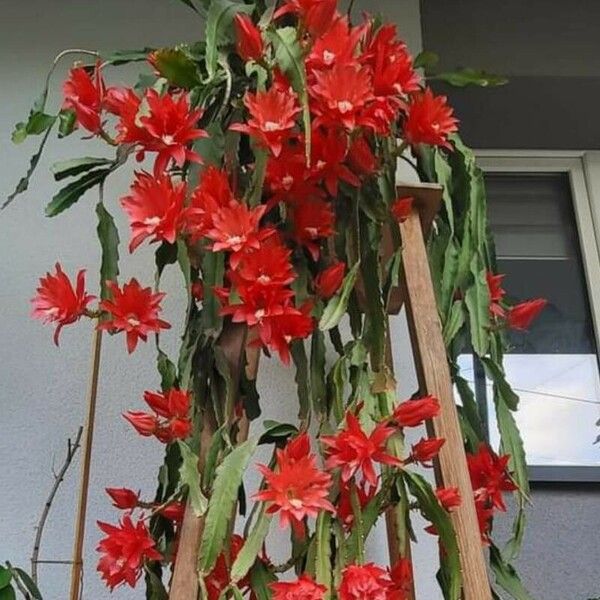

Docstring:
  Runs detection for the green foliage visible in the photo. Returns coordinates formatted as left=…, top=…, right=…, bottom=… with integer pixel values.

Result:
left=52, top=157, right=113, bottom=181
left=290, top=340, right=311, bottom=421
left=152, top=47, right=202, bottom=89
left=489, top=543, right=533, bottom=600
left=231, top=504, right=272, bottom=583
left=419, top=134, right=532, bottom=595
left=404, top=472, right=461, bottom=600
left=178, top=441, right=209, bottom=517
left=104, top=48, right=155, bottom=65
left=4, top=127, right=53, bottom=210
left=198, top=438, right=259, bottom=573
left=319, top=262, right=361, bottom=331
left=95, top=201, right=120, bottom=300
left=432, top=68, right=508, bottom=88
left=205, top=0, right=254, bottom=79
left=46, top=169, right=111, bottom=217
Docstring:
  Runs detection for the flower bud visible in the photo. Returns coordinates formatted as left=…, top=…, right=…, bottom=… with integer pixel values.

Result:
left=410, top=437, right=445, bottom=464
left=105, top=487, right=140, bottom=510
left=393, top=395, right=440, bottom=428
left=234, top=14, right=264, bottom=62
left=315, top=262, right=345, bottom=300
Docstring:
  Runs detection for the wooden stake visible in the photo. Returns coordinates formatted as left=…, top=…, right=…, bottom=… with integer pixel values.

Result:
left=69, top=327, right=103, bottom=600
left=400, top=208, right=492, bottom=600
left=169, top=323, right=260, bottom=600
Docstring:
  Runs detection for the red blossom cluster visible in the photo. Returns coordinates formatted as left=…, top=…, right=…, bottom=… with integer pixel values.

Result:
left=124, top=388, right=193, bottom=443
left=256, top=398, right=445, bottom=542
left=25, top=0, right=535, bottom=595
left=96, top=515, right=161, bottom=589
left=97, top=487, right=185, bottom=588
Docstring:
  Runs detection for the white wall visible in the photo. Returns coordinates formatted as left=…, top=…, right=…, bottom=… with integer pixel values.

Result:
left=0, top=2, right=441, bottom=599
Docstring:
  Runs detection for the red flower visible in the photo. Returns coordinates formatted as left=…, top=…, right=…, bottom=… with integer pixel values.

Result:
left=205, top=535, right=251, bottom=599
left=141, top=90, right=207, bottom=174
left=436, top=487, right=461, bottom=512
left=348, top=134, right=378, bottom=177
left=231, top=87, right=301, bottom=157
left=362, top=25, right=421, bottom=98
left=393, top=395, right=440, bottom=428
left=254, top=432, right=334, bottom=534
left=183, top=166, right=235, bottom=241
left=105, top=86, right=148, bottom=144
left=403, top=88, right=458, bottom=148
left=105, top=488, right=140, bottom=510
left=507, top=298, right=547, bottom=331
left=206, top=203, right=273, bottom=268
left=467, top=444, right=517, bottom=512
left=96, top=515, right=161, bottom=590
left=271, top=574, right=327, bottom=600
left=337, top=479, right=376, bottom=531
left=31, top=263, right=94, bottom=345
left=63, top=62, right=106, bottom=134
left=315, top=261, right=345, bottom=299
left=275, top=0, right=337, bottom=37
left=257, top=301, right=314, bottom=364
left=265, top=142, right=322, bottom=205
left=391, top=196, right=414, bottom=223
left=233, top=234, right=296, bottom=289
left=109, top=89, right=207, bottom=175
left=99, top=279, right=170, bottom=353
left=306, top=16, right=363, bottom=72
left=487, top=272, right=506, bottom=318
left=218, top=279, right=295, bottom=327
left=310, top=63, right=374, bottom=131
left=410, top=437, right=445, bottom=465
left=120, top=172, right=186, bottom=252
left=123, top=411, right=159, bottom=437
left=388, top=558, right=414, bottom=600
left=290, top=197, right=335, bottom=260
left=126, top=388, right=192, bottom=443
left=321, top=411, right=401, bottom=486
left=143, top=389, right=191, bottom=419
left=234, top=14, right=264, bottom=62
left=339, top=563, right=391, bottom=600
left=310, top=127, right=361, bottom=196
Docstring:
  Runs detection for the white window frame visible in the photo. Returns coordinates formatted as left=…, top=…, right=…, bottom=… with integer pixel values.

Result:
left=474, top=151, right=600, bottom=482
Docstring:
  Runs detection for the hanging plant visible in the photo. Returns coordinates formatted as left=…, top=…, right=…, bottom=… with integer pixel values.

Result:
left=5, top=1, right=546, bottom=598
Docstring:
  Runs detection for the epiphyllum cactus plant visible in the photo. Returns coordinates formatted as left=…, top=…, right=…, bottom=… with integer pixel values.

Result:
left=8, top=0, right=546, bottom=598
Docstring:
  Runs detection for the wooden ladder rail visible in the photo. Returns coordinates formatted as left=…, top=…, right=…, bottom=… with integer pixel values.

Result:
left=399, top=203, right=492, bottom=600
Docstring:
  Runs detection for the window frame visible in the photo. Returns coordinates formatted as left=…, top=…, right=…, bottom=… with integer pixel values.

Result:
left=474, top=150, right=600, bottom=483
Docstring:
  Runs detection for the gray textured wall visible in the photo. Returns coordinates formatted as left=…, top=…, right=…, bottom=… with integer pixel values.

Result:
left=0, top=2, right=441, bottom=600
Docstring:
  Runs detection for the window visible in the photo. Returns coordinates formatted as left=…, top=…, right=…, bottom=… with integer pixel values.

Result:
left=462, top=153, right=600, bottom=482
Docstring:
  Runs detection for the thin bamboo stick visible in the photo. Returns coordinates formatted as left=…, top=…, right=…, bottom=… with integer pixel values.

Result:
left=69, top=327, right=103, bottom=600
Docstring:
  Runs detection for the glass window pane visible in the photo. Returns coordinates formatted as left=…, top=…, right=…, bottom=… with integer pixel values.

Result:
left=465, top=172, right=600, bottom=467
